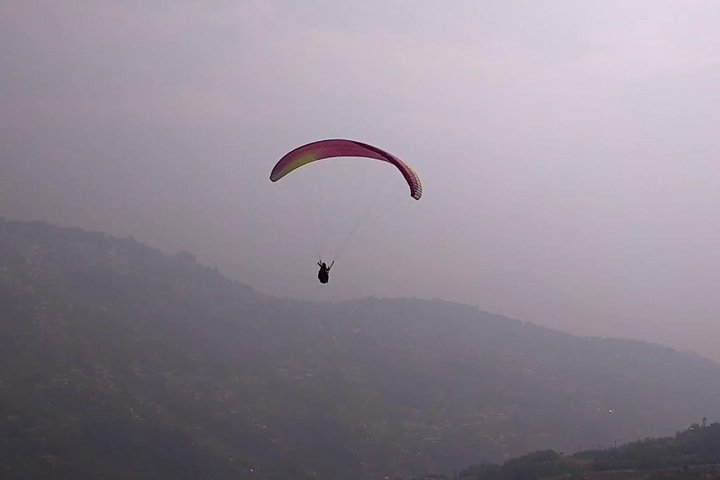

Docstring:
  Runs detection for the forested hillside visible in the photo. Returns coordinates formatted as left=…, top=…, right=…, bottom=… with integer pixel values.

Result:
left=1, top=218, right=719, bottom=479
left=414, top=422, right=720, bottom=480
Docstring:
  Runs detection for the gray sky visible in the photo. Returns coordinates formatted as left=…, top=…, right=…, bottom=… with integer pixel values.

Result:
left=2, top=1, right=719, bottom=361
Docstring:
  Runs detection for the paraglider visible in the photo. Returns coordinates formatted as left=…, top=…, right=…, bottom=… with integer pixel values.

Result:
left=317, top=261, right=333, bottom=284
left=270, top=139, right=422, bottom=283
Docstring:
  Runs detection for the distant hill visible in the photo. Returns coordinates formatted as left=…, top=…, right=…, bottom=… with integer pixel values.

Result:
left=414, top=422, right=720, bottom=480
left=1, top=217, right=719, bottom=479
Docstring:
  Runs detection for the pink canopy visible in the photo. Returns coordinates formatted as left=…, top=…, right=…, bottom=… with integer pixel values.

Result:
left=270, top=139, right=422, bottom=200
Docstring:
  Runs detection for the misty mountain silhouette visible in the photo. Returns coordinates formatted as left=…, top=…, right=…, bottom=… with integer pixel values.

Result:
left=1, top=217, right=719, bottom=479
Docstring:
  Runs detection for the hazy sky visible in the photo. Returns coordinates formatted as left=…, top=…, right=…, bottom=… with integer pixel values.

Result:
left=2, top=1, right=719, bottom=361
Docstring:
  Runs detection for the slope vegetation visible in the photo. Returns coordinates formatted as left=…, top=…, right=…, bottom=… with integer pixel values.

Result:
left=1, top=218, right=719, bottom=479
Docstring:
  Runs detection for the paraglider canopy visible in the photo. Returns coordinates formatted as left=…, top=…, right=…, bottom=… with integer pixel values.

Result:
left=270, top=139, right=422, bottom=200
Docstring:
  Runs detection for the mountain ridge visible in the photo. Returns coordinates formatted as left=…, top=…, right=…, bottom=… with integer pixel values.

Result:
left=1, top=216, right=719, bottom=479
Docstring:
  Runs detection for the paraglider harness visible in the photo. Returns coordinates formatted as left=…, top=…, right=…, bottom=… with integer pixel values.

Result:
left=317, top=261, right=334, bottom=284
